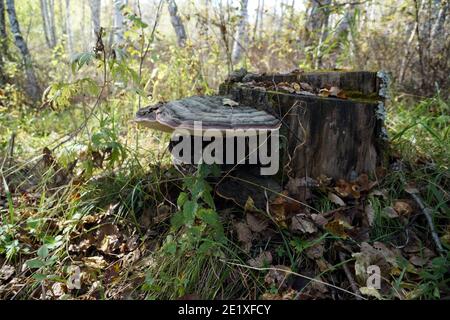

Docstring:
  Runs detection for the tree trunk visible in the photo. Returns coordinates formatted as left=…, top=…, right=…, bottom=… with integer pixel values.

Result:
left=166, top=0, right=187, bottom=47
left=431, top=0, right=449, bottom=51
left=65, top=0, right=73, bottom=57
left=0, top=0, right=5, bottom=84
left=252, top=0, right=260, bottom=41
left=40, top=0, right=57, bottom=48
left=88, top=0, right=101, bottom=46
left=112, top=0, right=125, bottom=45
left=220, top=70, right=388, bottom=180
left=48, top=0, right=56, bottom=46
left=313, top=0, right=331, bottom=69
left=6, top=0, right=41, bottom=100
left=258, top=0, right=264, bottom=39
left=231, top=0, right=248, bottom=65
left=0, top=0, right=7, bottom=53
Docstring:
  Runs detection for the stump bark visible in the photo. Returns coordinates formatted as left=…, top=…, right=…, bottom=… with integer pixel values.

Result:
left=220, top=70, right=389, bottom=180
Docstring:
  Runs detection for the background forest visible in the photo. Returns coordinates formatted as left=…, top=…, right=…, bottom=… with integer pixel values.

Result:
left=0, top=0, right=449, bottom=300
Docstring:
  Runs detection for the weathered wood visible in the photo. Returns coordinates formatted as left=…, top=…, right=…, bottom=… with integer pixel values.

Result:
left=220, top=70, right=388, bottom=180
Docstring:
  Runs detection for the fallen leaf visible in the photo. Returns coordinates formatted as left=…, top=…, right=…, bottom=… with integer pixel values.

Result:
left=300, top=82, right=313, bottom=92
left=318, top=88, right=330, bottom=97
left=329, top=86, right=346, bottom=99
left=244, top=197, right=258, bottom=213
left=370, top=189, right=388, bottom=200
left=0, top=265, right=15, bottom=282
left=311, top=213, right=328, bottom=227
left=324, top=219, right=352, bottom=239
left=305, top=243, right=324, bottom=260
left=51, top=282, right=67, bottom=298
left=248, top=251, right=273, bottom=268
left=384, top=206, right=399, bottom=218
left=246, top=213, right=268, bottom=233
left=264, top=265, right=291, bottom=289
left=409, top=255, right=428, bottom=267
left=359, top=286, right=382, bottom=299
left=234, top=222, right=252, bottom=252
left=393, top=201, right=413, bottom=216
left=352, top=242, right=403, bottom=293
left=365, top=203, right=375, bottom=227
left=292, top=82, right=301, bottom=92
left=83, top=256, right=109, bottom=270
left=290, top=214, right=317, bottom=234
left=328, top=193, right=346, bottom=207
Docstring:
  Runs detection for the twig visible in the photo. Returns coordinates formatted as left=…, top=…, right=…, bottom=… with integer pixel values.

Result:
left=338, top=252, right=362, bottom=300
left=221, top=260, right=367, bottom=300
left=406, top=188, right=445, bottom=254
left=7, top=132, right=15, bottom=169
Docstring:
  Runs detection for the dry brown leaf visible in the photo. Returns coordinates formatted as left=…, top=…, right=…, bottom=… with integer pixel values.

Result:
left=0, top=265, right=15, bottom=282
left=318, top=88, right=330, bottom=97
left=393, top=201, right=413, bottom=216
left=234, top=222, right=252, bottom=252
left=83, top=256, right=109, bottom=270
left=246, top=213, right=268, bottom=233
left=248, top=251, right=273, bottom=268
left=305, top=243, right=324, bottom=260
left=300, top=82, right=313, bottom=92
left=324, top=219, right=352, bottom=239
left=292, top=82, right=301, bottom=92
left=384, top=206, right=399, bottom=218
left=51, top=282, right=67, bottom=298
left=264, top=265, right=291, bottom=289
left=365, top=203, right=375, bottom=227
left=290, top=214, right=317, bottom=234
left=409, top=255, right=428, bottom=267
left=328, top=193, right=346, bottom=207
left=311, top=213, right=328, bottom=227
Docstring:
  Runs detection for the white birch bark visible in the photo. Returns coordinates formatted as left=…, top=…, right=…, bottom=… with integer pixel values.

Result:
left=40, top=0, right=57, bottom=48
left=65, top=0, right=73, bottom=57
left=6, top=0, right=40, bottom=100
left=231, top=0, right=248, bottom=65
left=166, top=0, right=187, bottom=47
left=112, top=0, right=125, bottom=45
left=88, top=0, right=101, bottom=45
left=0, top=0, right=7, bottom=52
left=431, top=0, right=449, bottom=42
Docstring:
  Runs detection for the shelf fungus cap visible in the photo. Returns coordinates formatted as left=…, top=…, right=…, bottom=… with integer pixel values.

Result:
left=134, top=95, right=281, bottom=135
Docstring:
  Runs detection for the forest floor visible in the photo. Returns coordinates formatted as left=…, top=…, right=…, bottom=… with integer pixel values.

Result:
left=0, top=92, right=449, bottom=300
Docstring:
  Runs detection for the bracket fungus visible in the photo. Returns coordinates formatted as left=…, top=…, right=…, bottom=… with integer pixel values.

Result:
left=135, top=95, right=281, bottom=134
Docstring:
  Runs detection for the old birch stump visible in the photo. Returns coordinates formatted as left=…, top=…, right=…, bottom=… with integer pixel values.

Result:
left=219, top=69, right=389, bottom=180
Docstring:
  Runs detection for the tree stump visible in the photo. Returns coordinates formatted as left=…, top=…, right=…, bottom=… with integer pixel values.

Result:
left=219, top=70, right=389, bottom=180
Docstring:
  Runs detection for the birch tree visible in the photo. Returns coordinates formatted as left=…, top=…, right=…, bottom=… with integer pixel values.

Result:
left=40, top=0, right=57, bottom=48
left=0, top=0, right=7, bottom=51
left=112, top=0, right=125, bottom=45
left=0, top=0, right=5, bottom=85
left=88, top=0, right=101, bottom=46
left=166, top=0, right=187, bottom=47
left=6, top=0, right=40, bottom=100
left=431, top=0, right=449, bottom=51
left=65, top=0, right=73, bottom=57
left=231, top=0, right=248, bottom=65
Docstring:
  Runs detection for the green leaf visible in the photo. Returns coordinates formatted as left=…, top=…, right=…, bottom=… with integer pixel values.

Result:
left=197, top=208, right=219, bottom=228
left=177, top=192, right=188, bottom=208
left=170, top=212, right=185, bottom=229
left=182, top=201, right=198, bottom=225
left=37, top=245, right=49, bottom=259
left=26, top=258, right=45, bottom=269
